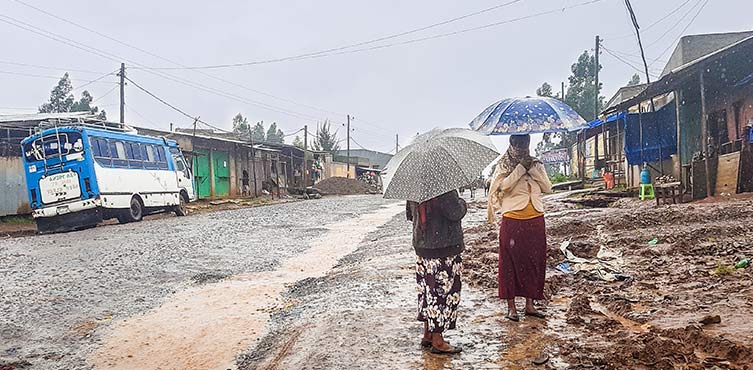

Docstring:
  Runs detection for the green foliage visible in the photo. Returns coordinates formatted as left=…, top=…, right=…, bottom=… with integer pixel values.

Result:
left=251, top=122, right=266, bottom=142
left=313, top=120, right=340, bottom=153
left=39, top=73, right=105, bottom=119
left=292, top=136, right=304, bottom=149
left=536, top=50, right=605, bottom=156
left=550, top=172, right=575, bottom=184
left=627, top=73, right=641, bottom=87
left=232, top=113, right=251, bottom=138
left=536, top=82, right=553, bottom=97
left=265, top=122, right=285, bottom=143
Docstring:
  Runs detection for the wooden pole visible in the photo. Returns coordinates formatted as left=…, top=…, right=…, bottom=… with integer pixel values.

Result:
left=119, top=63, right=125, bottom=124
left=700, top=69, right=711, bottom=197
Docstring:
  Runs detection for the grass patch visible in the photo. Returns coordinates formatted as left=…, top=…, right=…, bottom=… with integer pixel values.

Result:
left=0, top=216, right=34, bottom=225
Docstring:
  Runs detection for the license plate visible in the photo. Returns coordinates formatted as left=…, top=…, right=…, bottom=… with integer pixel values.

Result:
left=57, top=205, right=70, bottom=215
left=39, top=172, right=81, bottom=204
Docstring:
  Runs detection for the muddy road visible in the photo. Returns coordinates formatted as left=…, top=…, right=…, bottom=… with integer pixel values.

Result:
left=0, top=195, right=401, bottom=370
left=3, top=192, right=753, bottom=369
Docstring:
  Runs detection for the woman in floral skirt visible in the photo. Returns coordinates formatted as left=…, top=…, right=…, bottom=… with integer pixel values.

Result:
left=406, top=189, right=467, bottom=354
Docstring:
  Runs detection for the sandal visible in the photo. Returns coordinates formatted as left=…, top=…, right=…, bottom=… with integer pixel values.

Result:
left=420, top=340, right=432, bottom=348
left=525, top=311, right=546, bottom=319
left=430, top=345, right=463, bottom=354
left=506, top=314, right=520, bottom=322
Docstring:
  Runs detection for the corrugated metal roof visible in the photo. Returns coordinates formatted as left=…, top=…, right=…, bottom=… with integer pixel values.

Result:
left=0, top=112, right=96, bottom=124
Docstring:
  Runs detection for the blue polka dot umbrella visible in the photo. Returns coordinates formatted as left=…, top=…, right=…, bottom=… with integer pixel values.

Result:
left=382, top=128, right=499, bottom=203
left=469, top=96, right=587, bottom=135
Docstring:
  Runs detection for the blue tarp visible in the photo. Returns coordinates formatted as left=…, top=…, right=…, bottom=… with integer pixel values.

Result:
left=587, top=112, right=627, bottom=128
left=623, top=101, right=677, bottom=165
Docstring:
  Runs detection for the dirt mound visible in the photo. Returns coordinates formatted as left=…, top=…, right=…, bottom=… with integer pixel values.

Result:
left=462, top=193, right=753, bottom=369
left=312, top=177, right=371, bottom=195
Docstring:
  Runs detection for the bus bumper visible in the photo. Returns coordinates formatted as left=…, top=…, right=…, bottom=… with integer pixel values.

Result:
left=35, top=207, right=103, bottom=234
left=32, top=198, right=102, bottom=219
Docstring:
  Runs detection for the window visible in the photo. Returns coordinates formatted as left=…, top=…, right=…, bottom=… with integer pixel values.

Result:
left=155, top=146, right=168, bottom=169
left=112, top=141, right=128, bottom=168
left=90, top=137, right=112, bottom=167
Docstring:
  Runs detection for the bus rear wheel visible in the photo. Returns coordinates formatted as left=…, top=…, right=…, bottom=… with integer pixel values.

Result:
left=118, top=196, right=143, bottom=223
left=174, top=193, right=188, bottom=217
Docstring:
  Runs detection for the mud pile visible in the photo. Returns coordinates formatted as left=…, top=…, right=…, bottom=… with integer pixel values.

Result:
left=312, top=177, right=371, bottom=195
left=463, top=195, right=753, bottom=369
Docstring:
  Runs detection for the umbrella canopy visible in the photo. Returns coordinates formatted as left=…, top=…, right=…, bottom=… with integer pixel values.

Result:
left=382, top=128, right=499, bottom=203
left=469, top=96, right=587, bottom=135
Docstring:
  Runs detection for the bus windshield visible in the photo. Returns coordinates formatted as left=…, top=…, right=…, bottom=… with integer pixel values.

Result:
left=23, top=132, right=84, bottom=162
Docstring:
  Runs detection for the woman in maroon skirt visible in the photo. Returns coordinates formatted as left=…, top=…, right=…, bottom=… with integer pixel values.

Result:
left=487, top=134, right=552, bottom=321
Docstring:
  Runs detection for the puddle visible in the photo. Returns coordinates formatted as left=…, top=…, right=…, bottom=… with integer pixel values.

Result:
left=89, top=203, right=403, bottom=370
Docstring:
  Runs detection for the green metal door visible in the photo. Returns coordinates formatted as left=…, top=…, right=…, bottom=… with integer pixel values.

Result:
left=213, top=150, right=230, bottom=197
left=193, top=148, right=211, bottom=198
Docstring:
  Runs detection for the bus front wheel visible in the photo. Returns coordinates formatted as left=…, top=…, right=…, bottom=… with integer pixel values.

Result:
left=174, top=192, right=188, bottom=217
left=118, top=196, right=143, bottom=223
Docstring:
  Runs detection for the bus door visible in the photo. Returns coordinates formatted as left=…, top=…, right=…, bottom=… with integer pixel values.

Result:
left=170, top=148, right=195, bottom=200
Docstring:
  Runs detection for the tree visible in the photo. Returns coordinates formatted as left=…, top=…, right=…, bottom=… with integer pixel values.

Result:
left=536, top=82, right=553, bottom=97
left=232, top=113, right=251, bottom=138
left=292, top=136, right=304, bottom=149
left=627, top=73, right=641, bottom=87
left=535, top=50, right=605, bottom=154
left=313, top=120, right=340, bottom=153
left=251, top=122, right=266, bottom=142
left=265, top=122, right=285, bottom=143
left=39, top=73, right=105, bottom=118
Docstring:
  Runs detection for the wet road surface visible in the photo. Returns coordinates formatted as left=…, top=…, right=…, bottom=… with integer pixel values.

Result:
left=0, top=195, right=400, bottom=370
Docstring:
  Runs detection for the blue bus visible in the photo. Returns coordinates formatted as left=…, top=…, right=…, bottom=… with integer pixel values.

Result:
left=21, top=124, right=196, bottom=233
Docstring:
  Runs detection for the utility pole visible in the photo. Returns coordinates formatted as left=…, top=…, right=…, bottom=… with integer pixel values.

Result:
left=395, top=133, right=399, bottom=154
left=192, top=117, right=198, bottom=136
left=594, top=36, right=600, bottom=122
left=561, top=81, right=565, bottom=101
left=303, top=125, right=308, bottom=186
left=346, top=114, right=351, bottom=178
left=118, top=63, right=125, bottom=124
left=594, top=35, right=600, bottom=162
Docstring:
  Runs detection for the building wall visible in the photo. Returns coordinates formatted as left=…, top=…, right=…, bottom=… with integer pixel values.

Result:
left=0, top=157, right=29, bottom=216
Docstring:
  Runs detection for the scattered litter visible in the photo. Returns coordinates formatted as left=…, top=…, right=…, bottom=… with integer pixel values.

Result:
left=532, top=353, right=550, bottom=365
left=648, top=238, right=659, bottom=246
left=735, top=258, right=750, bottom=269
left=555, top=261, right=573, bottom=274
left=699, top=315, right=722, bottom=325
left=559, top=240, right=625, bottom=282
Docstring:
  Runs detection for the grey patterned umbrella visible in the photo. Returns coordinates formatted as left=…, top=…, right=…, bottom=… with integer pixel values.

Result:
left=382, top=128, right=499, bottom=203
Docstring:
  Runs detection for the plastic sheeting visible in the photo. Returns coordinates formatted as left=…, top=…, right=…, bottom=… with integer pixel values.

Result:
left=623, top=101, right=678, bottom=165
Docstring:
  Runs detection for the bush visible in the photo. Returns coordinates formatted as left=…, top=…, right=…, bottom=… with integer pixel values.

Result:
left=550, top=172, right=575, bottom=184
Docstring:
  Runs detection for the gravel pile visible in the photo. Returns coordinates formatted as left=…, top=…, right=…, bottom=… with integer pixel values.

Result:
left=313, top=177, right=371, bottom=195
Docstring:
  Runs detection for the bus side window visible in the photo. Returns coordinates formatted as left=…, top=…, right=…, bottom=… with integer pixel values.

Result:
left=143, top=145, right=159, bottom=170
left=90, top=137, right=101, bottom=157
left=156, top=147, right=168, bottom=170
left=112, top=141, right=128, bottom=168
left=92, top=138, right=112, bottom=167
left=127, top=142, right=143, bottom=169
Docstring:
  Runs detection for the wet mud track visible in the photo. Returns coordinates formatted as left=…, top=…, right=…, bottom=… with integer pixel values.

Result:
left=0, top=195, right=398, bottom=370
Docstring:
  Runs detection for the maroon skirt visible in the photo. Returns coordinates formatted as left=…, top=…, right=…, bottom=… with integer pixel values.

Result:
left=498, top=215, right=546, bottom=300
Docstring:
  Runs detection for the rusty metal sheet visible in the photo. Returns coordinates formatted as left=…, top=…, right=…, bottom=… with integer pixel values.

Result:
left=0, top=157, right=30, bottom=216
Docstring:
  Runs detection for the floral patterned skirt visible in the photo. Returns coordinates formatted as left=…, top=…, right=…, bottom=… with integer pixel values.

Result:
left=416, top=254, right=462, bottom=333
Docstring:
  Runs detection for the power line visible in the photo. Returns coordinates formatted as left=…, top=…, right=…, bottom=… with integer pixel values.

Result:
left=604, top=0, right=695, bottom=41
left=91, top=84, right=120, bottom=104
left=135, top=0, right=526, bottom=70
left=72, top=70, right=119, bottom=92
left=140, top=0, right=603, bottom=70
left=651, top=0, right=709, bottom=66
left=0, top=60, right=109, bottom=75
left=9, top=0, right=519, bottom=136
left=0, top=69, right=117, bottom=84
left=0, top=13, right=333, bottom=128
left=601, top=45, right=659, bottom=79
left=123, top=75, right=229, bottom=133
left=644, top=0, right=704, bottom=48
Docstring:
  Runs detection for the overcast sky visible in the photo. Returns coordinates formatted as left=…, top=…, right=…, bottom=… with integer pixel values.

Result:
left=1, top=0, right=750, bottom=153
